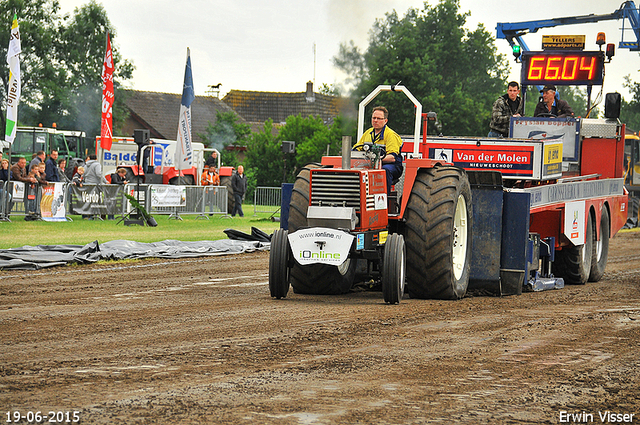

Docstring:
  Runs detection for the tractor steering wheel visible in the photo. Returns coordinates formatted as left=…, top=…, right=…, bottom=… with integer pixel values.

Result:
left=536, top=113, right=557, bottom=118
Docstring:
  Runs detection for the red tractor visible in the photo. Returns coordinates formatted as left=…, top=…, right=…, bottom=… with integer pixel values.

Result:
left=270, top=85, right=472, bottom=303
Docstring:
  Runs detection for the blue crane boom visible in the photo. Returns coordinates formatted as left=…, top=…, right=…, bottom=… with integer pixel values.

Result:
left=496, top=1, right=640, bottom=52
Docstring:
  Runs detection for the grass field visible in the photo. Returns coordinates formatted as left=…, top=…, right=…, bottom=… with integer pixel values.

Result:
left=0, top=206, right=281, bottom=249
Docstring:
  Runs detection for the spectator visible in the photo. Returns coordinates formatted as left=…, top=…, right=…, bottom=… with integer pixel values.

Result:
left=209, top=166, right=220, bottom=186
left=57, top=158, right=70, bottom=183
left=200, top=165, right=211, bottom=186
left=84, top=154, right=107, bottom=185
left=10, top=158, right=37, bottom=218
left=36, top=163, right=48, bottom=185
left=29, top=150, right=45, bottom=171
left=0, top=158, right=9, bottom=182
left=231, top=165, right=247, bottom=217
left=45, top=150, right=60, bottom=182
left=110, top=168, right=128, bottom=185
left=205, top=151, right=219, bottom=167
left=0, top=158, right=11, bottom=207
left=10, top=157, right=37, bottom=185
left=72, top=166, right=85, bottom=187
left=25, top=165, right=42, bottom=219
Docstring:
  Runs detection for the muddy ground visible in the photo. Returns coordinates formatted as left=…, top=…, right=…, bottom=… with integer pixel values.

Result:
left=1, top=231, right=639, bottom=424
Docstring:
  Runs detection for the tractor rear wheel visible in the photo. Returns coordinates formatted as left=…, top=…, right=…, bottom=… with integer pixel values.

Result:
left=220, top=175, right=234, bottom=214
left=589, top=207, right=609, bottom=282
left=382, top=233, right=406, bottom=304
left=269, top=228, right=291, bottom=299
left=554, top=212, right=593, bottom=284
left=404, top=166, right=472, bottom=300
left=288, top=164, right=355, bottom=295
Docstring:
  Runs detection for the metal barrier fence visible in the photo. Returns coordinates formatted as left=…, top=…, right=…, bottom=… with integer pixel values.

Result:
left=0, top=180, right=43, bottom=220
left=253, top=186, right=281, bottom=216
left=145, top=184, right=228, bottom=219
left=0, top=182, right=229, bottom=221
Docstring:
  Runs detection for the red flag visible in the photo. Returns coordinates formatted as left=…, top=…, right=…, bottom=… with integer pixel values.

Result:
left=100, top=33, right=114, bottom=150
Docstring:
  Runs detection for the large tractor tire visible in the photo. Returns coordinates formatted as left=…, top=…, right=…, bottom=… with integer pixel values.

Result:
left=169, top=175, right=195, bottom=185
left=554, top=212, right=594, bottom=284
left=404, top=166, right=472, bottom=300
left=288, top=164, right=356, bottom=295
left=220, top=175, right=235, bottom=214
left=589, top=207, right=610, bottom=282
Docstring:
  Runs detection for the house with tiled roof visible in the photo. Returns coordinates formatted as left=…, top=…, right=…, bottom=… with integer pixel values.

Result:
left=222, top=82, right=351, bottom=131
left=121, top=90, right=243, bottom=144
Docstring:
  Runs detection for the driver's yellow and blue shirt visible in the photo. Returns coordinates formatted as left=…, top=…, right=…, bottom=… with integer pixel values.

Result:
left=352, top=125, right=403, bottom=158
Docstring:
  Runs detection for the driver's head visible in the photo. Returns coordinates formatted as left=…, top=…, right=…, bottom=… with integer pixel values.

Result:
left=371, top=106, right=388, bottom=131
left=542, top=84, right=556, bottom=103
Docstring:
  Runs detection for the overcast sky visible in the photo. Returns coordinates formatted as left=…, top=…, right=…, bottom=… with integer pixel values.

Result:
left=58, top=0, right=640, bottom=101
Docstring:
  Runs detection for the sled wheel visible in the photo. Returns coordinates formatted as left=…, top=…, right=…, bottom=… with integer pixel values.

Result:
left=382, top=233, right=406, bottom=304
left=269, top=228, right=290, bottom=299
left=554, top=212, right=593, bottom=284
left=589, top=207, right=610, bottom=282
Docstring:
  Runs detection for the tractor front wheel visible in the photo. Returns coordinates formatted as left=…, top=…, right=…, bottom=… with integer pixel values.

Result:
left=269, top=228, right=291, bottom=299
left=382, top=233, right=406, bottom=304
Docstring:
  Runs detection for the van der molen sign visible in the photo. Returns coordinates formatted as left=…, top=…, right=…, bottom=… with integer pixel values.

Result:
left=542, top=35, right=585, bottom=50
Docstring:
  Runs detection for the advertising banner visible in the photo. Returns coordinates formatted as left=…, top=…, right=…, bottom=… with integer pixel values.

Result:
left=288, top=227, right=354, bottom=266
left=12, top=181, right=24, bottom=199
left=40, top=183, right=66, bottom=221
left=70, top=184, right=123, bottom=215
left=429, top=143, right=536, bottom=176
left=151, top=185, right=186, bottom=207
left=510, top=117, right=580, bottom=161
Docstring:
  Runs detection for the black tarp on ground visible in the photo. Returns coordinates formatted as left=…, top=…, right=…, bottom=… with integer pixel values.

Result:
left=0, top=239, right=269, bottom=270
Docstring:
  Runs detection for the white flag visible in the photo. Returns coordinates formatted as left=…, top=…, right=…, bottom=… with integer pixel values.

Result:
left=175, top=48, right=194, bottom=170
left=5, top=14, right=21, bottom=144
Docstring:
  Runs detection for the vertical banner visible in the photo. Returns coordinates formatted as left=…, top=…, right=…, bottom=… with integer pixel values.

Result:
left=100, top=33, right=114, bottom=150
left=5, top=14, right=20, bottom=144
left=175, top=48, right=194, bottom=170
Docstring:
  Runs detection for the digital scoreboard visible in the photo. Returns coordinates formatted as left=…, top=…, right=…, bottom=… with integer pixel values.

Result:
left=520, top=51, right=605, bottom=86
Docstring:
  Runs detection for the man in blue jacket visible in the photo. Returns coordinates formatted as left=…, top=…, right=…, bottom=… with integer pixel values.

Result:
left=45, top=150, right=60, bottom=182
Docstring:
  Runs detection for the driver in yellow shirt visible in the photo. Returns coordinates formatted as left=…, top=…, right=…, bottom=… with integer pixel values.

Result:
left=353, top=106, right=403, bottom=193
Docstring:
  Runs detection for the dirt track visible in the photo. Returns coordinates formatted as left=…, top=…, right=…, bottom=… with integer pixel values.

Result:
left=1, top=231, right=639, bottom=424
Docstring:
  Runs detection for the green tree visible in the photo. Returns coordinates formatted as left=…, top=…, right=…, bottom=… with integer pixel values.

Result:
left=244, top=119, right=283, bottom=187
left=245, top=115, right=353, bottom=187
left=0, top=0, right=60, bottom=133
left=333, top=0, right=508, bottom=136
left=621, top=76, right=640, bottom=131
left=199, top=110, right=251, bottom=167
left=52, top=1, right=133, bottom=138
left=0, top=0, right=133, bottom=140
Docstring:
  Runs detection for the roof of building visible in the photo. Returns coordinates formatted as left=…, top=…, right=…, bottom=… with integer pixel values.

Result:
left=122, top=90, right=240, bottom=143
left=222, top=82, right=345, bottom=126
